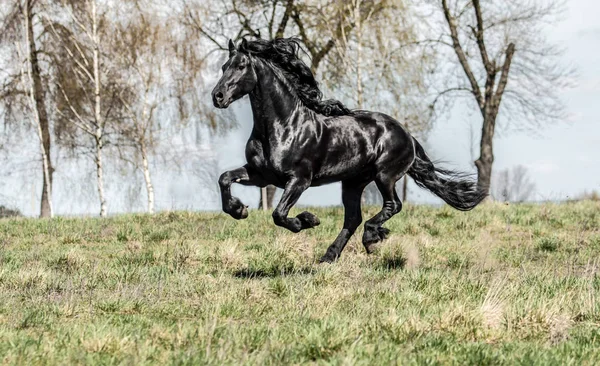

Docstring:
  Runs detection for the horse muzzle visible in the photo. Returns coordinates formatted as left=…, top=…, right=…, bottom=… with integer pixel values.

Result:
left=212, top=90, right=232, bottom=109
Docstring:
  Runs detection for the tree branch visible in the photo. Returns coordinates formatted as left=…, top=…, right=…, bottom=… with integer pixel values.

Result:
left=291, top=5, right=316, bottom=56
left=431, top=86, right=472, bottom=109
left=441, top=0, right=483, bottom=109
left=267, top=0, right=278, bottom=38
left=231, top=0, right=261, bottom=38
left=56, top=81, right=95, bottom=135
left=184, top=6, right=225, bottom=50
left=472, top=0, right=493, bottom=74
left=492, top=43, right=515, bottom=111
left=275, top=0, right=294, bottom=39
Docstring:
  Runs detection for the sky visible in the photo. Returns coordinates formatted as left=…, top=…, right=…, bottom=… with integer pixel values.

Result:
left=215, top=0, right=600, bottom=208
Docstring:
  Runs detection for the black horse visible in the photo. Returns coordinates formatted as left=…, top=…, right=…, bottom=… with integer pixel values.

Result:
left=212, top=38, right=485, bottom=263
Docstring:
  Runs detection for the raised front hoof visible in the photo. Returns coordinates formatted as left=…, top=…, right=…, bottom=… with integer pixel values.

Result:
left=297, top=211, right=320, bottom=229
left=362, top=227, right=390, bottom=254
left=224, top=198, right=248, bottom=220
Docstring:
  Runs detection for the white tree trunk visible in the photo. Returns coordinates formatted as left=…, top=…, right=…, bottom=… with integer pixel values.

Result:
left=92, top=0, right=107, bottom=217
left=95, top=135, right=107, bottom=217
left=23, top=1, right=53, bottom=218
left=261, top=187, right=268, bottom=211
left=140, top=141, right=155, bottom=214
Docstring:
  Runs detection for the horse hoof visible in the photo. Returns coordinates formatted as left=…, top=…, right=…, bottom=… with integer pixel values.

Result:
left=239, top=206, right=249, bottom=219
left=297, top=211, right=320, bottom=229
left=362, top=227, right=390, bottom=253
left=226, top=198, right=248, bottom=220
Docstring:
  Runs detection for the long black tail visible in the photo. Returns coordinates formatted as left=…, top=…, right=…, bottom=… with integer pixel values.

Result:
left=408, top=139, right=487, bottom=211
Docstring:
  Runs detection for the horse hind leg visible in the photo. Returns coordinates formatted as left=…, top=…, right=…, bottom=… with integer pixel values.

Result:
left=362, top=173, right=403, bottom=254
left=320, top=180, right=366, bottom=263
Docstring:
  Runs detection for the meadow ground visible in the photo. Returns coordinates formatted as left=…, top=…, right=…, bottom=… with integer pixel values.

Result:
left=1, top=201, right=599, bottom=365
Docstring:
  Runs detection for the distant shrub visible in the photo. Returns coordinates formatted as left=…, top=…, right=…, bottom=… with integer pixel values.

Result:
left=0, top=205, right=21, bottom=218
left=569, top=190, right=600, bottom=202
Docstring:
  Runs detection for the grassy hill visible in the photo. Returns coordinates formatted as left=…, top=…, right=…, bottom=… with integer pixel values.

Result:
left=1, top=201, right=599, bottom=364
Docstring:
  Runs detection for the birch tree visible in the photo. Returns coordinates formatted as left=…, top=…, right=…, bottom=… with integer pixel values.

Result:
left=47, top=0, right=120, bottom=217
left=111, top=1, right=195, bottom=214
left=102, top=0, right=220, bottom=214
left=0, top=0, right=55, bottom=217
left=110, top=9, right=163, bottom=214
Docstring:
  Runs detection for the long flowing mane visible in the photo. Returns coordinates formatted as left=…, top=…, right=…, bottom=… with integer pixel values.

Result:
left=239, top=38, right=351, bottom=117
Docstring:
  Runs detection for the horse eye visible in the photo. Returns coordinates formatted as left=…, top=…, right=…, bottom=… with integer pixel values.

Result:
left=238, top=64, right=245, bottom=70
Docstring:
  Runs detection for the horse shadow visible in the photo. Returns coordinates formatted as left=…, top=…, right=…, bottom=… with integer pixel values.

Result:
left=232, top=264, right=316, bottom=279
left=232, top=254, right=407, bottom=278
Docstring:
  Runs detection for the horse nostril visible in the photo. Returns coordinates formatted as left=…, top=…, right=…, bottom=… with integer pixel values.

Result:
left=215, top=92, right=224, bottom=101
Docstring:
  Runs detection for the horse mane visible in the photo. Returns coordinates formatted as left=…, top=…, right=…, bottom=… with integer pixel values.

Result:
left=239, top=38, right=351, bottom=117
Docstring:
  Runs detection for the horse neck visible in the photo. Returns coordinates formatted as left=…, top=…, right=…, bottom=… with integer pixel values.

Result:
left=248, top=60, right=302, bottom=135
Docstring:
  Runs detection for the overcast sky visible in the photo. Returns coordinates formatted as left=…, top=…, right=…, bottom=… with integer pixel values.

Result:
left=216, top=0, right=600, bottom=208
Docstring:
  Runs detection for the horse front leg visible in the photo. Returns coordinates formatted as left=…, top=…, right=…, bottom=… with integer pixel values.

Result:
left=272, top=177, right=320, bottom=233
left=219, top=165, right=266, bottom=220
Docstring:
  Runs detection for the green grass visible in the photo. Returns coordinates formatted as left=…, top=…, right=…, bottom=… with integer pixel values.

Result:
left=0, top=201, right=599, bottom=365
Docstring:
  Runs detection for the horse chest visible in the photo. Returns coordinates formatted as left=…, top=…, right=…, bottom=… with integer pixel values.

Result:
left=245, top=138, right=291, bottom=176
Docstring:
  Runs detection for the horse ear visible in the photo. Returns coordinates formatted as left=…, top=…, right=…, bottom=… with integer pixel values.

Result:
left=228, top=39, right=236, bottom=57
left=240, top=38, right=248, bottom=52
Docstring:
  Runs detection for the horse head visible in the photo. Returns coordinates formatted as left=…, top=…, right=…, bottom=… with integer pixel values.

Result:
left=211, top=39, right=258, bottom=109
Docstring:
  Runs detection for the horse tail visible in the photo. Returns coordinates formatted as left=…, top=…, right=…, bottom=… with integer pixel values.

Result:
left=407, top=139, right=487, bottom=211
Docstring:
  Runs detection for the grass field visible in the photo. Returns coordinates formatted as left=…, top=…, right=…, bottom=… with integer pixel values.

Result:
left=1, top=201, right=599, bottom=365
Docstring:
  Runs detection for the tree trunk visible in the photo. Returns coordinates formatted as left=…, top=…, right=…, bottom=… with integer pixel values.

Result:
left=92, top=0, right=106, bottom=217
left=95, top=136, right=107, bottom=217
left=258, top=185, right=276, bottom=209
left=260, top=187, right=268, bottom=211
left=140, top=141, right=155, bottom=214
left=40, top=172, right=53, bottom=217
left=23, top=0, right=54, bottom=218
left=474, top=114, right=496, bottom=192
left=355, top=0, right=364, bottom=109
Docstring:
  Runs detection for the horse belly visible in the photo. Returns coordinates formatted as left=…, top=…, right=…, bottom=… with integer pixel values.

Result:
left=311, top=143, right=377, bottom=185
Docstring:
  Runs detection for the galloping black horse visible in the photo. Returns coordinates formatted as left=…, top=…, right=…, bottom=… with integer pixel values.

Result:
left=212, top=38, right=485, bottom=263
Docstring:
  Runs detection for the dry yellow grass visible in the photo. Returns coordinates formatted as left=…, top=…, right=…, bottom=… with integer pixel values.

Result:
left=0, top=201, right=599, bottom=364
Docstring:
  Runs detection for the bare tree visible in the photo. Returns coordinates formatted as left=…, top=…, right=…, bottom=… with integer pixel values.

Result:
left=109, top=0, right=226, bottom=214
left=110, top=6, right=165, bottom=214
left=46, top=0, right=123, bottom=217
left=0, top=0, right=55, bottom=217
left=491, top=165, right=535, bottom=202
left=426, top=0, right=571, bottom=193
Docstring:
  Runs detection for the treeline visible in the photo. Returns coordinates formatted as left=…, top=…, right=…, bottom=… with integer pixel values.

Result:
left=1, top=0, right=227, bottom=217
left=0, top=0, right=569, bottom=217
